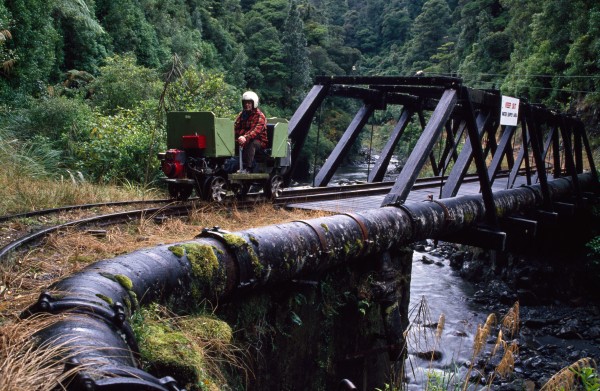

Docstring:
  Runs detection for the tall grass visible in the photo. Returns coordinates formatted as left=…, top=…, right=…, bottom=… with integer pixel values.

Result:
left=0, top=127, right=161, bottom=215
left=0, top=314, right=99, bottom=391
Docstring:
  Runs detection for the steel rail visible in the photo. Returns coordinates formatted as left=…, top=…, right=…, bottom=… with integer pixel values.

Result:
left=0, top=198, right=187, bottom=223
left=0, top=205, right=193, bottom=261
left=275, top=172, right=511, bottom=206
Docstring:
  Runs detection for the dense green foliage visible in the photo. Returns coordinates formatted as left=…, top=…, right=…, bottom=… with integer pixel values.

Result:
left=0, top=0, right=598, bottom=186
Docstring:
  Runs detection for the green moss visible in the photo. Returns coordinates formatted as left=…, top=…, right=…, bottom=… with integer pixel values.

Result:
left=96, top=293, right=113, bottom=305
left=123, top=296, right=132, bottom=310
left=179, top=316, right=233, bottom=342
left=223, top=233, right=263, bottom=275
left=132, top=307, right=233, bottom=390
left=139, top=323, right=205, bottom=385
left=222, top=233, right=245, bottom=247
left=183, top=243, right=219, bottom=282
left=343, top=243, right=351, bottom=255
left=115, top=274, right=133, bottom=291
left=320, top=223, right=329, bottom=232
left=169, top=245, right=185, bottom=258
left=173, top=243, right=228, bottom=302
left=384, top=301, right=399, bottom=316
left=128, top=290, right=139, bottom=310
left=68, top=255, right=94, bottom=264
left=99, top=271, right=117, bottom=282
left=355, top=239, right=364, bottom=251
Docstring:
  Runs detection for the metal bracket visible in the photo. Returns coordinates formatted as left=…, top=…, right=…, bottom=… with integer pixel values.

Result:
left=425, top=197, right=454, bottom=222
left=197, top=226, right=257, bottom=288
left=27, top=292, right=139, bottom=354
left=293, top=219, right=330, bottom=255
left=342, top=212, right=371, bottom=254
left=66, top=361, right=186, bottom=391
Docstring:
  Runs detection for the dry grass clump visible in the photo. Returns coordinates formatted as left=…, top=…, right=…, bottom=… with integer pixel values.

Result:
left=473, top=313, right=497, bottom=357
left=494, top=340, right=519, bottom=379
left=0, top=173, right=162, bottom=216
left=501, top=300, right=519, bottom=338
left=435, top=313, right=445, bottom=340
left=540, top=357, right=598, bottom=391
left=0, top=314, right=97, bottom=391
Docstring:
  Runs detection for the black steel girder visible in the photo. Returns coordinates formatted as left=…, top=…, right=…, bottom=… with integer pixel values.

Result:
left=487, top=125, right=517, bottom=184
left=382, top=88, right=458, bottom=206
left=440, top=110, right=492, bottom=198
left=287, top=84, right=330, bottom=185
left=368, top=108, right=414, bottom=183
left=313, top=103, right=377, bottom=187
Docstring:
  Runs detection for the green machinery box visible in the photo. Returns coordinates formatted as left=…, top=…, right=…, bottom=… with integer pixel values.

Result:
left=266, top=117, right=288, bottom=158
left=166, top=112, right=235, bottom=157
left=166, top=111, right=288, bottom=158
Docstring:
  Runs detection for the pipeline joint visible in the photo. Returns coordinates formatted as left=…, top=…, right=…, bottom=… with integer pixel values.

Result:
left=425, top=196, right=454, bottom=222
left=342, top=212, right=372, bottom=253
left=65, top=360, right=186, bottom=391
left=197, top=226, right=259, bottom=289
left=293, top=219, right=331, bottom=255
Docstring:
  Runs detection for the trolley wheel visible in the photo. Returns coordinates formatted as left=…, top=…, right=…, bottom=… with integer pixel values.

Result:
left=264, top=175, right=284, bottom=199
left=204, top=176, right=227, bottom=202
left=167, top=183, right=193, bottom=201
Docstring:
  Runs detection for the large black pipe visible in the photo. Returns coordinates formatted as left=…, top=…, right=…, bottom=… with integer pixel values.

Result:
left=22, top=173, right=596, bottom=390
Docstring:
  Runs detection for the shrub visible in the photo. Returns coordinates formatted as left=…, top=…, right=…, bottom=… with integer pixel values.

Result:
left=91, top=54, right=162, bottom=114
left=73, top=102, right=165, bottom=183
left=163, top=68, right=239, bottom=118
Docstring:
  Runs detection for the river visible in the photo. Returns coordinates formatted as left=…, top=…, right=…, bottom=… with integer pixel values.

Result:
left=407, top=248, right=487, bottom=389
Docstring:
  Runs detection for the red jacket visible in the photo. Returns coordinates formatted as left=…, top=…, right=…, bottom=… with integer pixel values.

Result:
left=234, top=108, right=268, bottom=148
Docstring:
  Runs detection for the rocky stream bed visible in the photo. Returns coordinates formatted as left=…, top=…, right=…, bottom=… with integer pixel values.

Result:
left=416, top=241, right=600, bottom=390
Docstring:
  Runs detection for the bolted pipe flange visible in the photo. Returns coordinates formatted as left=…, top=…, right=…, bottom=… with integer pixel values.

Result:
left=197, top=226, right=258, bottom=288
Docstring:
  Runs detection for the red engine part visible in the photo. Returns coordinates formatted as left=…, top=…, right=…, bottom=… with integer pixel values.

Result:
left=182, top=135, right=206, bottom=149
left=161, top=149, right=186, bottom=178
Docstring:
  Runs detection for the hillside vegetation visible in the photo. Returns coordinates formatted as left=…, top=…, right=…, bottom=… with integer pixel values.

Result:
left=0, top=0, right=598, bottom=211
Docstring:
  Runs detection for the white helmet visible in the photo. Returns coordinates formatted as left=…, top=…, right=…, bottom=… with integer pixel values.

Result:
left=242, top=91, right=259, bottom=109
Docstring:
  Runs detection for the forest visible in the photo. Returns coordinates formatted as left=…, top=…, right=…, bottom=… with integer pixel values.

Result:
left=0, top=0, right=599, bottom=189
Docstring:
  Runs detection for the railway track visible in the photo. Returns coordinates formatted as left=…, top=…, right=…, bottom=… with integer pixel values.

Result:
left=274, top=172, right=508, bottom=207
left=0, top=198, right=183, bottom=223
left=0, top=172, right=512, bottom=261
left=0, top=204, right=197, bottom=261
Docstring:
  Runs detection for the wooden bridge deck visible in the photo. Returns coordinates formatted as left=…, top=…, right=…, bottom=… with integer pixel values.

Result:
left=285, top=175, right=534, bottom=213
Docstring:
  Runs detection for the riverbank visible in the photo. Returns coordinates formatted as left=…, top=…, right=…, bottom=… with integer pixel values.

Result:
left=419, top=240, right=600, bottom=389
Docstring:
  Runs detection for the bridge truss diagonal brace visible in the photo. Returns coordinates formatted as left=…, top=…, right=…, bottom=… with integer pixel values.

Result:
left=287, top=84, right=330, bottom=184
left=525, top=105, right=552, bottom=210
left=487, top=125, right=516, bottom=183
left=368, top=108, right=414, bottom=183
left=508, top=115, right=531, bottom=188
left=314, top=103, right=376, bottom=187
left=382, top=88, right=458, bottom=206
left=440, top=110, right=491, bottom=198
left=461, top=86, right=497, bottom=224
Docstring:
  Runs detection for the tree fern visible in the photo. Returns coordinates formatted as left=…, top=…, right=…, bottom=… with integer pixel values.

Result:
left=52, top=0, right=104, bottom=35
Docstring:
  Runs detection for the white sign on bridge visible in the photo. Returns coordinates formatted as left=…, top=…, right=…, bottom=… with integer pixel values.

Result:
left=500, top=96, right=520, bottom=126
